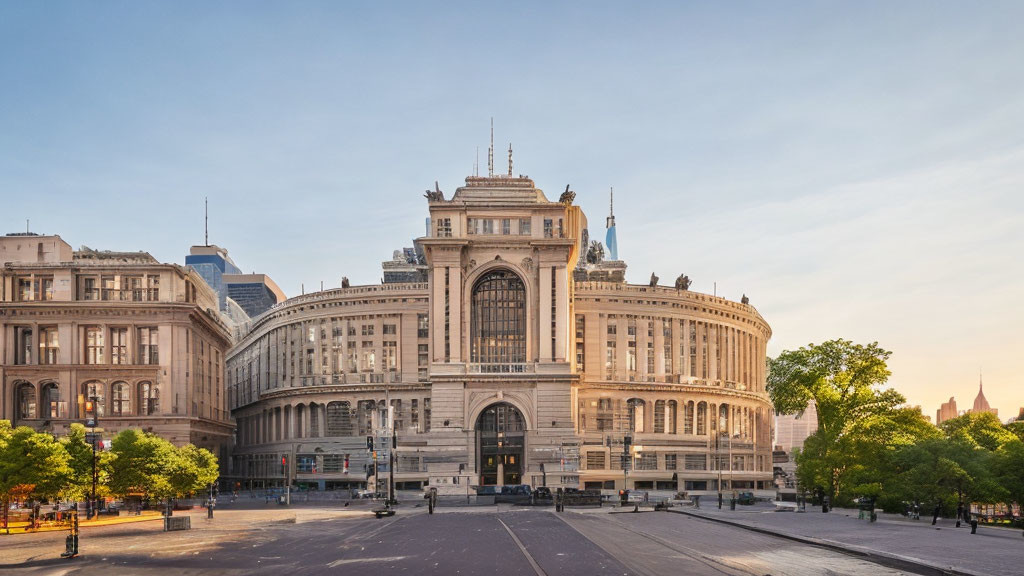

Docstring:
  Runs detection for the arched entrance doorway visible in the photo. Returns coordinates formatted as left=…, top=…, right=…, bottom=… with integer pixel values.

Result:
left=476, top=402, right=525, bottom=486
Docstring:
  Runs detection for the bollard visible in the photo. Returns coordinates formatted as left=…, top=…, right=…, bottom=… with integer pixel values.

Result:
left=207, top=504, right=214, bottom=520
left=970, top=519, right=977, bottom=534
left=730, top=498, right=736, bottom=511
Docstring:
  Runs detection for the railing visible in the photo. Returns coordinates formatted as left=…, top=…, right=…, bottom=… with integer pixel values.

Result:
left=468, top=363, right=536, bottom=374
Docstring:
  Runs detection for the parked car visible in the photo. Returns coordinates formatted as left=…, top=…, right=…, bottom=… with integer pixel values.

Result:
left=737, top=491, right=756, bottom=505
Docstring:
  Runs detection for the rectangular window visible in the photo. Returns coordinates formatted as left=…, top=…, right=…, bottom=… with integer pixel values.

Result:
left=383, top=324, right=396, bottom=335
left=575, top=315, right=585, bottom=372
left=347, top=341, right=357, bottom=372
left=586, top=452, right=606, bottom=470
left=519, top=218, right=531, bottom=235
left=638, top=453, right=657, bottom=471
left=664, top=345, right=672, bottom=374
left=362, top=324, right=374, bottom=336
left=85, top=327, right=104, bottom=364
left=110, top=328, right=126, bottom=364
left=146, top=275, right=160, bottom=300
left=501, top=218, right=511, bottom=235
left=138, top=327, right=159, bottom=365
left=605, top=341, right=616, bottom=380
left=467, top=218, right=477, bottom=235
left=423, top=398, right=431, bottom=432
left=665, top=454, right=677, bottom=470
left=543, top=218, right=553, bottom=238
left=18, top=278, right=33, bottom=301
left=417, top=314, right=429, bottom=338
left=436, top=218, right=452, bottom=237
left=482, top=219, right=494, bottom=234
left=411, top=399, right=419, bottom=431
left=418, top=343, right=429, bottom=381
left=16, top=327, right=32, bottom=365
left=101, top=276, right=116, bottom=301
left=383, top=341, right=397, bottom=371
left=39, top=327, right=59, bottom=364
left=82, top=277, right=99, bottom=300
left=597, top=398, right=613, bottom=430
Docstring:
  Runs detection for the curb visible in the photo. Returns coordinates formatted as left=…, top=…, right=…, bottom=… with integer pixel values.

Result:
left=666, top=509, right=985, bottom=576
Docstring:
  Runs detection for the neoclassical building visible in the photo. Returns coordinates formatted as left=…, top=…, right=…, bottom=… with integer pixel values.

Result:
left=227, top=169, right=773, bottom=493
left=0, top=233, right=234, bottom=458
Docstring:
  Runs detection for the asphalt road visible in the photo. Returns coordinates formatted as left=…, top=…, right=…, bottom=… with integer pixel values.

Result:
left=0, top=506, right=932, bottom=575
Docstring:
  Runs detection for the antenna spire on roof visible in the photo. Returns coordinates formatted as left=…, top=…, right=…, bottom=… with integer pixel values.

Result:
left=610, top=187, right=614, bottom=218
left=475, top=146, right=479, bottom=176
left=488, top=117, right=494, bottom=177
left=508, top=143, right=513, bottom=176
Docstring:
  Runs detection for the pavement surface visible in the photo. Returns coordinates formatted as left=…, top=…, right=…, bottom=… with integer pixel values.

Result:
left=676, top=503, right=1024, bottom=576
left=0, top=500, right=1019, bottom=575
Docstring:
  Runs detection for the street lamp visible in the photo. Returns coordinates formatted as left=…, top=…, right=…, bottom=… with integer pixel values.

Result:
left=84, top=396, right=98, bottom=519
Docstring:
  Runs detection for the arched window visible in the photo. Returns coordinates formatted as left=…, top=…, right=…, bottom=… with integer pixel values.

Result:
left=684, top=401, right=694, bottom=434
left=477, top=402, right=525, bottom=433
left=16, top=382, right=36, bottom=420
left=139, top=381, right=159, bottom=415
left=667, top=400, right=677, bottom=434
left=719, top=404, right=730, bottom=437
left=470, top=269, right=526, bottom=365
left=295, top=404, right=306, bottom=439
left=627, top=398, right=645, bottom=433
left=326, top=401, right=354, bottom=437
left=41, top=382, right=66, bottom=418
left=309, top=403, right=320, bottom=438
left=111, top=382, right=131, bottom=416
left=696, top=401, right=707, bottom=435
left=83, top=381, right=105, bottom=417
left=654, top=400, right=666, bottom=433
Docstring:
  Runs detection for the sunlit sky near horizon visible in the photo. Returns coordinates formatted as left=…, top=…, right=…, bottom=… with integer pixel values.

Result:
left=2, top=2, right=1022, bottom=421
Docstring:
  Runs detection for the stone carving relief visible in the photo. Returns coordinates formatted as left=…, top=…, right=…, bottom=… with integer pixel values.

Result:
left=674, top=274, right=691, bottom=290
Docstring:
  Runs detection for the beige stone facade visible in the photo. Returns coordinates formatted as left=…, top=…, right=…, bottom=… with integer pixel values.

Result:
left=226, top=173, right=774, bottom=494
left=0, top=234, right=234, bottom=459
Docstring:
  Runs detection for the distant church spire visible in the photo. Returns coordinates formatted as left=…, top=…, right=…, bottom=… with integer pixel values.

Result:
left=605, top=187, right=618, bottom=261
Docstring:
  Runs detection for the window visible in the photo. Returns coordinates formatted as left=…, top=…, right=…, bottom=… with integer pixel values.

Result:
left=626, top=341, right=637, bottom=374
left=467, top=218, right=477, bottom=235
left=423, top=398, right=431, bottom=432
left=411, top=399, right=419, bottom=431
left=81, top=277, right=99, bottom=300
left=696, top=402, right=707, bottom=435
left=654, top=400, right=666, bottom=433
left=16, top=327, right=33, bottom=365
left=418, top=344, right=429, bottom=381
left=518, top=218, right=531, bottom=235
left=83, top=382, right=105, bottom=417
left=586, top=452, right=606, bottom=470
left=347, top=341, right=357, bottom=372
left=140, top=381, right=159, bottom=415
left=138, top=327, right=159, bottom=365
left=501, top=219, right=511, bottom=235
left=17, top=383, right=35, bottom=419
left=575, top=315, right=585, bottom=372
left=42, top=383, right=66, bottom=418
left=101, top=276, right=117, bottom=300
left=17, top=278, right=32, bottom=301
left=470, top=269, right=527, bottom=365
left=638, top=453, right=657, bottom=471
left=326, top=401, right=354, bottom=436
left=361, top=325, right=374, bottom=336
left=39, top=327, right=59, bottom=364
left=85, top=327, right=104, bottom=364
left=482, top=219, right=494, bottom=234
left=383, top=324, right=396, bottom=335
left=605, top=341, right=616, bottom=380
left=436, top=218, right=452, bottom=237
left=111, top=382, right=131, bottom=416
left=684, top=401, right=694, bottom=434
left=147, top=275, right=160, bottom=301
left=383, top=341, right=397, bottom=371
left=417, top=314, right=429, bottom=338
left=543, top=218, right=553, bottom=238
left=665, top=454, right=677, bottom=471
left=110, top=328, right=128, bottom=365
left=667, top=400, right=677, bottom=434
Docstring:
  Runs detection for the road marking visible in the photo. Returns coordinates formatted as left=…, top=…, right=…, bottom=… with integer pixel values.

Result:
left=327, top=556, right=407, bottom=567
left=497, top=517, right=547, bottom=576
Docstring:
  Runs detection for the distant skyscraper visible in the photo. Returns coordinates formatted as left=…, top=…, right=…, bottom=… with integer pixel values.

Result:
left=605, top=188, right=618, bottom=261
left=970, top=373, right=998, bottom=418
left=185, top=245, right=242, bottom=312
left=936, top=397, right=958, bottom=425
left=775, top=401, right=818, bottom=453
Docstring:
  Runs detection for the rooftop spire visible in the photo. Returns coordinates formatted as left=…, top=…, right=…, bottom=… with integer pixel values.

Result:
left=204, top=196, right=209, bottom=246
left=605, top=187, right=618, bottom=261
left=508, top=143, right=513, bottom=176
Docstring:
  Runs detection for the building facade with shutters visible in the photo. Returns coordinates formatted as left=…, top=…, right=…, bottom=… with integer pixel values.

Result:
left=0, top=233, right=234, bottom=459
left=226, top=172, right=774, bottom=494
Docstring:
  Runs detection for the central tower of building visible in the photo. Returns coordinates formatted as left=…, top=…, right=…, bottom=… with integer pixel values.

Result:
left=418, top=173, right=585, bottom=487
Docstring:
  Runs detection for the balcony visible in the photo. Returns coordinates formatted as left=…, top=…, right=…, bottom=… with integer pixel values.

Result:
left=468, top=363, right=536, bottom=374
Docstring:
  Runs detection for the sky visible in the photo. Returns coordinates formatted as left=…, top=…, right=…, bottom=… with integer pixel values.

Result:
left=2, top=1, right=1022, bottom=421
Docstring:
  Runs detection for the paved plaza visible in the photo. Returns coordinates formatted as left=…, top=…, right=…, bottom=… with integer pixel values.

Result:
left=0, top=500, right=1020, bottom=575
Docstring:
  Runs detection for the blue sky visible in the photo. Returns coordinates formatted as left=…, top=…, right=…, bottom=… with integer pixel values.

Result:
left=2, top=1, right=1022, bottom=420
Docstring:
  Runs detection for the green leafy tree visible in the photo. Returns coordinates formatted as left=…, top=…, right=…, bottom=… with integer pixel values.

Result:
left=107, top=429, right=177, bottom=501
left=167, top=444, right=220, bottom=498
left=61, top=423, right=114, bottom=501
left=0, top=421, right=72, bottom=522
left=940, top=412, right=1017, bottom=451
left=768, top=340, right=914, bottom=505
left=993, top=439, right=1024, bottom=519
left=890, top=436, right=1006, bottom=514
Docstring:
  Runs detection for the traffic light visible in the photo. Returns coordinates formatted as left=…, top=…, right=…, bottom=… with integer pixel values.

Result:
left=84, top=400, right=97, bottom=428
left=366, top=436, right=374, bottom=450
left=281, top=456, right=287, bottom=476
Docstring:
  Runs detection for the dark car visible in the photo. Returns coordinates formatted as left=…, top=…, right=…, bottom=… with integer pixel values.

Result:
left=534, top=487, right=552, bottom=499
left=737, top=491, right=756, bottom=505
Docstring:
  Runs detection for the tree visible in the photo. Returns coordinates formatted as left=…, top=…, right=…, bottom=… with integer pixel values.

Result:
left=940, top=412, right=1017, bottom=452
left=993, top=440, right=1024, bottom=521
left=61, top=423, right=114, bottom=501
left=167, top=444, right=219, bottom=498
left=768, top=340, right=910, bottom=505
left=107, top=429, right=177, bottom=501
left=0, top=421, right=72, bottom=530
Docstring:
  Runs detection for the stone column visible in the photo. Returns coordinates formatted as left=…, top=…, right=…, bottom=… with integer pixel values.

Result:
left=554, top=266, right=568, bottom=362
left=539, top=266, right=553, bottom=362
left=448, top=266, right=462, bottom=363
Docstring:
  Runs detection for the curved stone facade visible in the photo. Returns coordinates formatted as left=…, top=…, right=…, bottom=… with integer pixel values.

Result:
left=226, top=174, right=773, bottom=494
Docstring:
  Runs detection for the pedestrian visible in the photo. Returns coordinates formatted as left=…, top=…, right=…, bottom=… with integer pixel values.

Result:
left=956, top=501, right=963, bottom=528
left=932, top=503, right=941, bottom=526
left=643, top=491, right=649, bottom=503
left=693, top=495, right=701, bottom=509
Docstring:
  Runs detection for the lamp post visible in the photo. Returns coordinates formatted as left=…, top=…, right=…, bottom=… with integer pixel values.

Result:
left=85, top=395, right=98, bottom=519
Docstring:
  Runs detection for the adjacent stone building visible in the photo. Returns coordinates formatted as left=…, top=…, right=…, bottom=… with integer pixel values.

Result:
left=0, top=233, right=234, bottom=459
left=227, top=166, right=774, bottom=494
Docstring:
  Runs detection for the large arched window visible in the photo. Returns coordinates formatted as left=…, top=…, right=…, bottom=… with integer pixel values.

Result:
left=627, top=398, right=645, bottom=433
left=326, top=401, right=354, bottom=437
left=41, top=382, right=66, bottom=418
left=139, top=381, right=159, bottom=415
left=111, top=382, right=131, bottom=416
left=470, top=269, right=526, bottom=365
left=83, top=381, right=105, bottom=417
left=16, top=382, right=36, bottom=420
